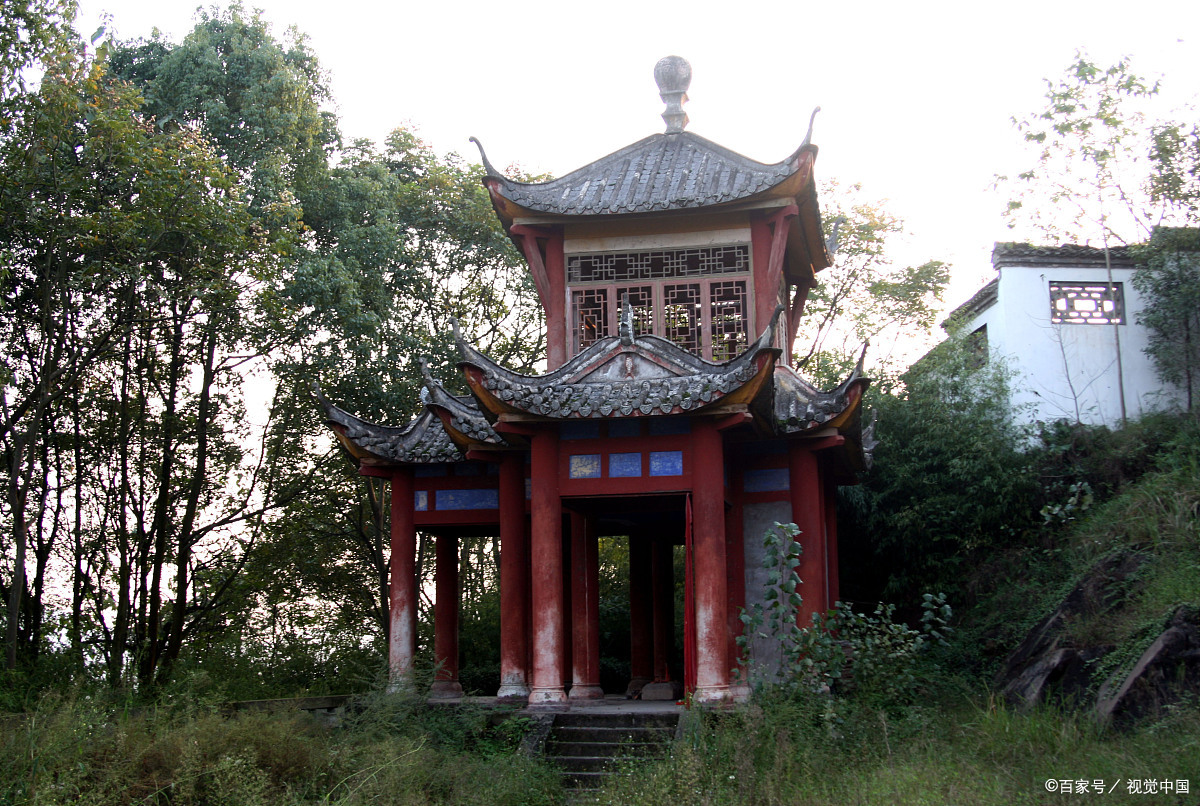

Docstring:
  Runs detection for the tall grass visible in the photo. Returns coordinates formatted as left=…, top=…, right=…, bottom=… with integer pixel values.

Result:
left=0, top=689, right=561, bottom=806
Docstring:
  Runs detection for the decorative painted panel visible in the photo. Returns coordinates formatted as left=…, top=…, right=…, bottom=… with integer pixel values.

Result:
left=414, top=465, right=448, bottom=477
left=414, top=491, right=429, bottom=511
left=435, top=489, right=499, bottom=510
left=569, top=454, right=603, bottom=479
left=649, top=450, right=684, bottom=477
left=609, top=452, right=642, bottom=478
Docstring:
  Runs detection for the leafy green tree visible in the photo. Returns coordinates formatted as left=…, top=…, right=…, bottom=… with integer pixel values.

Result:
left=0, top=0, right=76, bottom=110
left=839, top=333, right=1038, bottom=602
left=1133, top=228, right=1200, bottom=412
left=1002, top=53, right=1165, bottom=244
left=796, top=181, right=948, bottom=384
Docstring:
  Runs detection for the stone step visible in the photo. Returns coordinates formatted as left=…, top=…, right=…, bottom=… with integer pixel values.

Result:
left=549, top=725, right=675, bottom=744
left=546, top=755, right=626, bottom=772
left=544, top=740, right=667, bottom=758
left=553, top=711, right=679, bottom=729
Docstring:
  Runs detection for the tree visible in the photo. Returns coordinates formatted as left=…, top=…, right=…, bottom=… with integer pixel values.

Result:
left=796, top=181, right=948, bottom=385
left=0, top=0, right=76, bottom=110
left=838, top=333, right=1038, bottom=603
left=1133, top=228, right=1200, bottom=412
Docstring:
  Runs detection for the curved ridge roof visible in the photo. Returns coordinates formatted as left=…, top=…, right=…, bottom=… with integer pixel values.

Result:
left=474, top=132, right=816, bottom=218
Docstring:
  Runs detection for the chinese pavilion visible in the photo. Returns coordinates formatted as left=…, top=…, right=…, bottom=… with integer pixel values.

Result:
left=319, top=56, right=873, bottom=706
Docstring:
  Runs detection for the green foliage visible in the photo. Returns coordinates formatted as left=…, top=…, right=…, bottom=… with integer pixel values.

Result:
left=0, top=0, right=76, bottom=110
left=840, top=332, right=1039, bottom=602
left=739, top=522, right=951, bottom=714
left=1132, top=227, right=1200, bottom=411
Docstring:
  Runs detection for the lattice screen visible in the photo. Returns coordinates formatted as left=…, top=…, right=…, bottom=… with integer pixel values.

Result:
left=568, top=245, right=749, bottom=283
left=663, top=283, right=701, bottom=353
left=709, top=280, right=748, bottom=362
left=572, top=288, right=610, bottom=350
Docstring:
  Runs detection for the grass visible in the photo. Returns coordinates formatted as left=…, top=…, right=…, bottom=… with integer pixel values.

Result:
left=590, top=694, right=1200, bottom=806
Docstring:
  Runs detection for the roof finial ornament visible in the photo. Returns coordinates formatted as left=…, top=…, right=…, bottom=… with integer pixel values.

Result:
left=619, top=293, right=636, bottom=346
left=654, top=55, right=691, bottom=134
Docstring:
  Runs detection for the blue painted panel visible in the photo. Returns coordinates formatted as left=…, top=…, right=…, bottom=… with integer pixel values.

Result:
left=649, top=418, right=691, bottom=436
left=609, top=452, right=642, bottom=478
left=607, top=420, right=642, bottom=439
left=569, top=454, right=603, bottom=479
left=414, top=491, right=429, bottom=511
left=525, top=479, right=532, bottom=500
left=414, top=465, right=448, bottom=477
left=649, top=450, right=684, bottom=477
left=561, top=421, right=601, bottom=440
left=744, top=468, right=790, bottom=493
left=454, top=463, right=482, bottom=476
left=435, top=489, right=499, bottom=510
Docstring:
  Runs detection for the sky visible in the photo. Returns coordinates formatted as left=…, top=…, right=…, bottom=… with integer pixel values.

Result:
left=74, top=0, right=1200, bottom=320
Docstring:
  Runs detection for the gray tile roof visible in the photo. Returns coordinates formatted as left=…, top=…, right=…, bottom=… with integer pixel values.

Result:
left=992, top=242, right=1134, bottom=268
left=473, top=132, right=811, bottom=217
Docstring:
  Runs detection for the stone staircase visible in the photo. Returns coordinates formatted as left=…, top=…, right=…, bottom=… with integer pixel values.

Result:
left=542, top=710, right=681, bottom=799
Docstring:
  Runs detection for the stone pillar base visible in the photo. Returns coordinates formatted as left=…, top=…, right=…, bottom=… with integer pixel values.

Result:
left=641, top=680, right=683, bottom=701
left=568, top=685, right=604, bottom=700
left=428, top=681, right=463, bottom=699
left=693, top=684, right=731, bottom=704
left=495, top=684, right=530, bottom=701
left=527, top=686, right=569, bottom=708
left=625, top=676, right=651, bottom=698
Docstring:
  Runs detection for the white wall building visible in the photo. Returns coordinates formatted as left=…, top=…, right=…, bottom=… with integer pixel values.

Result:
left=948, top=243, right=1185, bottom=427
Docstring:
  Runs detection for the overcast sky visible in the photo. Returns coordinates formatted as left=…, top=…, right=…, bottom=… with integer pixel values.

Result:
left=75, top=0, right=1200, bottom=315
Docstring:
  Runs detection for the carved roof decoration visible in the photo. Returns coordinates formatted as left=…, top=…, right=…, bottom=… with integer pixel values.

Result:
left=315, top=385, right=462, bottom=465
left=418, top=361, right=506, bottom=450
left=457, top=304, right=783, bottom=421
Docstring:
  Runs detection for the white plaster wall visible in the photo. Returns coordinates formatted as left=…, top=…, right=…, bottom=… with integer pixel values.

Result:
left=981, top=265, right=1185, bottom=426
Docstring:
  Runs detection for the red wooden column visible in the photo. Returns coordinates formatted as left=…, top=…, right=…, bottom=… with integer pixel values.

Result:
left=627, top=535, right=653, bottom=695
left=388, top=469, right=417, bottom=689
left=789, top=445, right=828, bottom=630
left=569, top=512, right=603, bottom=699
left=692, top=420, right=730, bottom=703
left=725, top=461, right=748, bottom=697
left=824, top=471, right=841, bottom=606
left=430, top=534, right=462, bottom=698
left=651, top=538, right=673, bottom=682
left=529, top=429, right=567, bottom=706
left=497, top=453, right=529, bottom=700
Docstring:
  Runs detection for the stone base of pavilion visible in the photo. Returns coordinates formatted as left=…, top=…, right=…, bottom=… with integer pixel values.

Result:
left=422, top=692, right=744, bottom=713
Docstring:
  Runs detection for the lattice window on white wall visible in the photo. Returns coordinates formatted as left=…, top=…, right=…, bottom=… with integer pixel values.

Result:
left=1050, top=281, right=1125, bottom=325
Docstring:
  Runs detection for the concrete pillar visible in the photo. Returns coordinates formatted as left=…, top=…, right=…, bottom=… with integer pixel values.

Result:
left=430, top=534, right=463, bottom=698
left=627, top=535, right=653, bottom=696
left=569, top=512, right=603, bottom=699
left=387, top=470, right=416, bottom=689
left=497, top=454, right=529, bottom=700
left=692, top=420, right=730, bottom=703
left=529, top=430, right=567, bottom=706
left=789, top=445, right=828, bottom=630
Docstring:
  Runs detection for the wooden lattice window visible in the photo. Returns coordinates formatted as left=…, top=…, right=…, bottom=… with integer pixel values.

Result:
left=710, top=280, right=748, bottom=361
left=566, top=244, right=752, bottom=359
left=663, top=283, right=702, bottom=353
left=572, top=288, right=610, bottom=350
left=1050, top=281, right=1125, bottom=325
